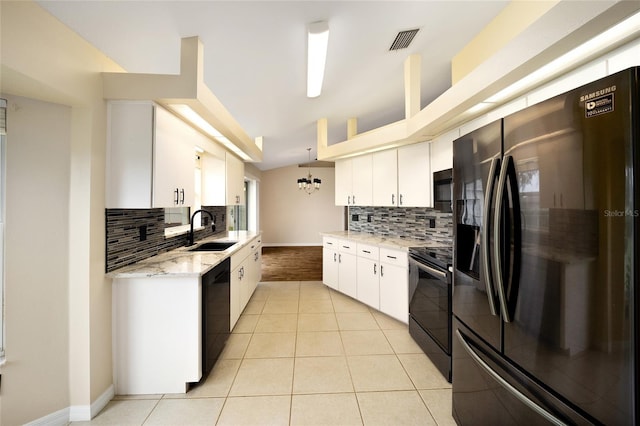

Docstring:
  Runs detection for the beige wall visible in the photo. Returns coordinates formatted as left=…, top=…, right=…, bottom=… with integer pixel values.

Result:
left=260, top=165, right=344, bottom=245
left=3, top=95, right=72, bottom=424
left=0, top=1, right=124, bottom=424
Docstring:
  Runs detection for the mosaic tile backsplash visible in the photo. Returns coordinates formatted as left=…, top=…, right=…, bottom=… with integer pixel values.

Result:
left=348, top=206, right=453, bottom=245
left=105, top=206, right=227, bottom=272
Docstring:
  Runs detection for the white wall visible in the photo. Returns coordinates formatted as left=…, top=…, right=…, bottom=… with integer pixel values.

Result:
left=260, top=165, right=344, bottom=245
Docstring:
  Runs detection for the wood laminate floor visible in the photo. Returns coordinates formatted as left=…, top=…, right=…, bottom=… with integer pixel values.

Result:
left=261, top=246, right=323, bottom=281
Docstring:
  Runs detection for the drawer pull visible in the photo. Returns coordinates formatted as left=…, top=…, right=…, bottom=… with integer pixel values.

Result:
left=362, top=250, right=371, bottom=254
left=386, top=255, right=397, bottom=260
left=342, top=245, right=350, bottom=249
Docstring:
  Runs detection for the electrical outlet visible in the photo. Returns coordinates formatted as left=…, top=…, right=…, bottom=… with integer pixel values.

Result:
left=139, top=225, right=147, bottom=241
left=351, top=214, right=359, bottom=222
left=367, top=214, right=373, bottom=222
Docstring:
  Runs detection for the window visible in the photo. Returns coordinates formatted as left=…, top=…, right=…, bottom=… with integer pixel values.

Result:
left=1, top=98, right=7, bottom=359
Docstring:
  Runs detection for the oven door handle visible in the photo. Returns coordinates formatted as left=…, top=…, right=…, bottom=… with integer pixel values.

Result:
left=414, top=261, right=446, bottom=280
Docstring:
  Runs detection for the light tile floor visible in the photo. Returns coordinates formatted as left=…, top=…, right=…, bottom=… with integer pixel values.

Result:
left=72, top=281, right=454, bottom=425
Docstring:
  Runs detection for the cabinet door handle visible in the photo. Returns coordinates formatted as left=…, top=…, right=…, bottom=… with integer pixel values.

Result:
left=333, top=252, right=337, bottom=262
left=373, top=263, right=377, bottom=275
left=399, top=194, right=403, bottom=205
left=391, top=194, right=395, bottom=205
left=339, top=254, right=342, bottom=263
left=353, top=195, right=356, bottom=204
left=380, top=265, right=384, bottom=277
left=180, top=188, right=185, bottom=204
left=174, top=188, right=179, bottom=205
left=347, top=195, right=351, bottom=205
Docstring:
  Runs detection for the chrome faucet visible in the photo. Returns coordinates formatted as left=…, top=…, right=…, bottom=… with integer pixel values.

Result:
left=187, top=209, right=216, bottom=246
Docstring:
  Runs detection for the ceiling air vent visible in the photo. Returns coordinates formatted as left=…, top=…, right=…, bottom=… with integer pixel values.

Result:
left=389, top=29, right=419, bottom=51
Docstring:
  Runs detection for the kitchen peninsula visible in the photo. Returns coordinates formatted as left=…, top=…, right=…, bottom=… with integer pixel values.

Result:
left=108, top=231, right=261, bottom=395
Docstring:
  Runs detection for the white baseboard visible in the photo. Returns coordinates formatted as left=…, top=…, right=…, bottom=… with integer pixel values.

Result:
left=26, top=384, right=115, bottom=424
left=25, top=407, right=69, bottom=426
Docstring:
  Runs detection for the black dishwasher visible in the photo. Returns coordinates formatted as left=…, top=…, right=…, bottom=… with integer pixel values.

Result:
left=201, top=258, right=230, bottom=380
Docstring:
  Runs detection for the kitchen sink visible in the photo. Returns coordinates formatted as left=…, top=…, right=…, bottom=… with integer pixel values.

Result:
left=189, top=241, right=238, bottom=252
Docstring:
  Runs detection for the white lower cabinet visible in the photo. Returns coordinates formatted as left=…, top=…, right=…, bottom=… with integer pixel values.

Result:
left=379, top=249, right=410, bottom=323
left=338, top=251, right=357, bottom=299
left=113, top=276, right=201, bottom=394
left=322, top=237, right=357, bottom=298
left=230, top=235, right=261, bottom=330
left=322, top=236, right=409, bottom=324
left=322, top=247, right=339, bottom=290
left=230, top=263, right=242, bottom=330
left=249, top=237, right=262, bottom=288
left=356, top=243, right=380, bottom=309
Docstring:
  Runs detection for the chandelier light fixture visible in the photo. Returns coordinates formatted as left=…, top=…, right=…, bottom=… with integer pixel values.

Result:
left=298, top=148, right=321, bottom=194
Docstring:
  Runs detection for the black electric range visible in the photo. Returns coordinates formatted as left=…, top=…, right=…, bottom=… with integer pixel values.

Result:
left=408, top=244, right=454, bottom=382
left=408, top=245, right=453, bottom=272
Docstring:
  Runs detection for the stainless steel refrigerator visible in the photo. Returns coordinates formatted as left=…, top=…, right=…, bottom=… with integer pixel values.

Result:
left=452, top=66, right=639, bottom=425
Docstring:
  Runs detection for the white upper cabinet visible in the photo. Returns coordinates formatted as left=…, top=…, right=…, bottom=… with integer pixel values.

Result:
left=397, top=142, right=431, bottom=207
left=153, top=107, right=196, bottom=207
left=335, top=159, right=353, bottom=206
left=202, top=151, right=245, bottom=207
left=372, top=149, right=398, bottom=207
left=335, top=142, right=431, bottom=208
left=335, top=156, right=372, bottom=206
left=352, top=155, right=373, bottom=206
left=226, top=153, right=245, bottom=205
left=107, top=101, right=195, bottom=208
left=430, top=129, right=456, bottom=173
left=201, top=152, right=226, bottom=206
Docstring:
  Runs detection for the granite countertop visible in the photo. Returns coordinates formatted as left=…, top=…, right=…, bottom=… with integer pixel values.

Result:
left=320, top=231, right=451, bottom=250
left=107, top=231, right=261, bottom=279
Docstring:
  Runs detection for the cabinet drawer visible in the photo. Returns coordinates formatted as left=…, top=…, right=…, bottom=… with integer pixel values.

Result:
left=231, top=241, right=253, bottom=269
left=357, top=243, right=379, bottom=261
left=337, top=239, right=357, bottom=255
left=379, top=248, right=408, bottom=267
left=323, top=236, right=339, bottom=250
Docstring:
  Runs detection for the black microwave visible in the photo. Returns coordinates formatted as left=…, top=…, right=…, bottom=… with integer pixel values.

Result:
left=433, top=168, right=452, bottom=212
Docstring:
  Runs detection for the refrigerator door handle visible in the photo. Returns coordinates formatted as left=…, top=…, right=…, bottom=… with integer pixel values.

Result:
left=493, top=155, right=512, bottom=322
left=456, top=329, right=568, bottom=426
left=482, top=157, right=501, bottom=316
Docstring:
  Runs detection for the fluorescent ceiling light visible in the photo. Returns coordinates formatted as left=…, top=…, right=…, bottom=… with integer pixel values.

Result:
left=307, top=21, right=329, bottom=98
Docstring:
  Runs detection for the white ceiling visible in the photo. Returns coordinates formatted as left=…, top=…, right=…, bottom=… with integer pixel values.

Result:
left=37, top=1, right=509, bottom=170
